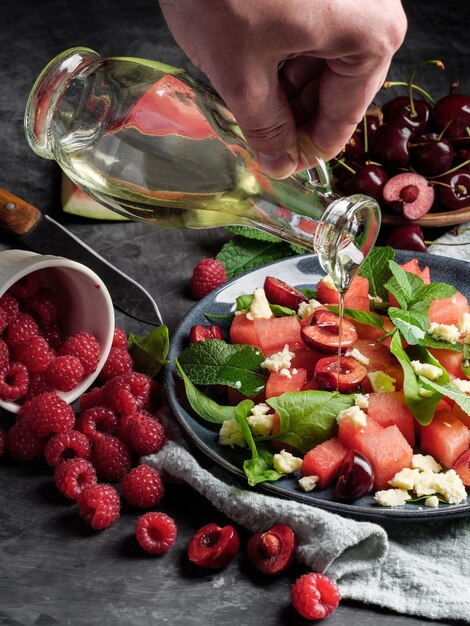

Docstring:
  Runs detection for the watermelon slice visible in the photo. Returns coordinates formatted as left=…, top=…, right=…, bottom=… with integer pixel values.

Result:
left=420, top=409, right=470, bottom=469
left=367, top=391, right=415, bottom=446
left=61, top=175, right=128, bottom=220
left=254, top=316, right=303, bottom=356
left=301, top=437, right=349, bottom=489
left=428, top=291, right=468, bottom=325
left=265, top=368, right=307, bottom=398
left=229, top=313, right=262, bottom=349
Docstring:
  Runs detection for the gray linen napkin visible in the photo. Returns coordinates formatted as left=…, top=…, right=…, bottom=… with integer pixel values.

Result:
left=145, top=405, right=470, bottom=623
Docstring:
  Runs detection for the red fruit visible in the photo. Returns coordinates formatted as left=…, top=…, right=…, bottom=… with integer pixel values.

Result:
left=124, top=414, right=165, bottom=456
left=314, top=356, right=368, bottom=393
left=103, top=372, right=151, bottom=415
left=437, top=169, right=470, bottom=210
left=7, top=419, right=46, bottom=460
left=188, top=523, right=240, bottom=569
left=77, top=484, right=120, bottom=530
left=7, top=313, right=39, bottom=346
left=263, top=276, right=308, bottom=310
left=246, top=523, right=296, bottom=575
left=59, top=331, right=100, bottom=375
left=382, top=172, right=435, bottom=220
left=189, top=324, right=223, bottom=343
left=23, top=371, right=51, bottom=400
left=453, top=449, right=470, bottom=486
left=40, top=322, right=63, bottom=350
left=0, top=362, right=29, bottom=401
left=301, top=310, right=357, bottom=354
left=78, top=386, right=105, bottom=412
left=0, top=308, right=8, bottom=334
left=76, top=406, right=118, bottom=443
left=189, top=258, right=228, bottom=299
left=135, top=512, right=177, bottom=555
left=13, top=336, right=55, bottom=373
left=23, top=287, right=59, bottom=325
left=121, top=464, right=164, bottom=508
left=20, top=391, right=75, bottom=438
left=385, top=225, right=427, bottom=253
left=46, top=355, right=85, bottom=391
left=44, top=430, right=91, bottom=467
left=0, top=292, right=19, bottom=324
left=99, top=346, right=133, bottom=382
left=8, top=271, right=41, bottom=299
left=0, top=339, right=9, bottom=370
left=91, top=435, right=133, bottom=482
left=112, top=327, right=128, bottom=348
left=333, top=449, right=374, bottom=502
left=291, top=573, right=341, bottom=620
left=54, top=457, right=97, bottom=499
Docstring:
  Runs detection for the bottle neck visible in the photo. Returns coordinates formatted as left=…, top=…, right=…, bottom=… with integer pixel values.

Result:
left=24, top=47, right=100, bottom=159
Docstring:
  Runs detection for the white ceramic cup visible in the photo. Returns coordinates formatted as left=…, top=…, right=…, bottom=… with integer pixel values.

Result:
left=0, top=249, right=115, bottom=413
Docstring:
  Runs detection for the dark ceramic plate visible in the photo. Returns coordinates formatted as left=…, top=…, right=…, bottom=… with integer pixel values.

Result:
left=164, top=250, right=470, bottom=522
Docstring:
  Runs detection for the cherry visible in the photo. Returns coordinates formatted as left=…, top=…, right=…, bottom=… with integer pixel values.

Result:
left=381, top=96, right=410, bottom=122
left=370, top=121, right=413, bottom=168
left=264, top=276, right=308, bottom=310
left=333, top=450, right=375, bottom=502
left=300, top=309, right=358, bottom=354
left=313, top=356, right=368, bottom=393
left=188, top=523, right=240, bottom=569
left=389, top=99, right=431, bottom=133
left=452, top=448, right=470, bottom=486
left=356, top=112, right=382, bottom=141
left=437, top=169, right=470, bottom=209
left=342, top=132, right=363, bottom=160
left=432, top=94, right=470, bottom=139
left=385, top=225, right=428, bottom=253
left=382, top=172, right=435, bottom=219
left=189, top=324, right=223, bottom=343
left=409, top=132, right=454, bottom=177
left=343, top=164, right=388, bottom=201
left=246, top=523, right=296, bottom=575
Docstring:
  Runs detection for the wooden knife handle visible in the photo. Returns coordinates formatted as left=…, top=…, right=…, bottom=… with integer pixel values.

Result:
left=0, top=188, right=42, bottom=236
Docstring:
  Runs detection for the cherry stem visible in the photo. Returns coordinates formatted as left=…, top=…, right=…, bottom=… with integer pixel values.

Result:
left=408, top=60, right=445, bottom=116
left=432, top=159, right=470, bottom=179
left=362, top=112, right=369, bottom=153
left=426, top=240, right=470, bottom=246
left=333, top=158, right=356, bottom=175
left=383, top=81, right=435, bottom=105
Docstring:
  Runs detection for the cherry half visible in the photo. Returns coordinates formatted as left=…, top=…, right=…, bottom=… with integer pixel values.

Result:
left=189, top=324, right=223, bottom=343
left=314, top=356, right=368, bottom=393
left=382, top=172, right=435, bottom=219
left=301, top=309, right=358, bottom=354
left=333, top=449, right=375, bottom=502
left=188, top=523, right=240, bottom=569
left=264, top=276, right=308, bottom=310
left=246, top=523, right=296, bottom=575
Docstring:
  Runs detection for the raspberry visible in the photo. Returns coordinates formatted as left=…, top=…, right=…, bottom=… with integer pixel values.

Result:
left=7, top=419, right=46, bottom=460
left=0, top=338, right=10, bottom=370
left=0, top=429, right=6, bottom=457
left=23, top=287, right=59, bottom=326
left=0, top=292, right=19, bottom=324
left=54, top=457, right=97, bottom=499
left=77, top=406, right=118, bottom=443
left=112, top=328, right=128, bottom=349
left=44, top=430, right=91, bottom=467
left=115, top=412, right=141, bottom=441
left=124, top=415, right=165, bottom=456
left=7, top=313, right=39, bottom=346
left=22, top=371, right=51, bottom=401
left=20, top=391, right=75, bottom=438
left=40, top=322, right=63, bottom=350
left=0, top=362, right=29, bottom=401
left=46, top=355, right=84, bottom=391
left=135, top=512, right=177, bottom=554
left=77, top=484, right=120, bottom=530
left=189, top=258, right=228, bottom=299
left=291, top=573, right=341, bottom=621
left=79, top=386, right=105, bottom=412
left=99, top=346, right=133, bottom=382
left=59, top=331, right=100, bottom=375
left=0, top=308, right=8, bottom=334
left=121, top=464, right=164, bottom=508
left=103, top=373, right=150, bottom=415
left=91, top=435, right=133, bottom=481
left=8, top=271, right=41, bottom=299
left=13, top=336, right=54, bottom=373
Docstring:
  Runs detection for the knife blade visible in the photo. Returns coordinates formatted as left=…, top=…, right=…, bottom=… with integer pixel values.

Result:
left=0, top=188, right=164, bottom=326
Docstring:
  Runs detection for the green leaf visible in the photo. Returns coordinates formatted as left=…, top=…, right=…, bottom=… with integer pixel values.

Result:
left=216, top=236, right=294, bottom=278
left=419, top=378, right=470, bottom=418
left=177, top=339, right=267, bottom=396
left=358, top=246, right=395, bottom=300
left=266, top=390, right=354, bottom=454
left=224, top=225, right=283, bottom=242
left=387, top=307, right=428, bottom=345
left=327, top=305, right=385, bottom=329
left=463, top=343, right=470, bottom=378
left=413, top=282, right=457, bottom=303
left=235, top=294, right=254, bottom=312
left=127, top=325, right=169, bottom=377
left=270, top=304, right=297, bottom=317
left=290, top=244, right=307, bottom=255
left=174, top=358, right=236, bottom=424
left=384, top=261, right=424, bottom=310
left=421, top=334, right=463, bottom=352
left=299, top=288, right=317, bottom=300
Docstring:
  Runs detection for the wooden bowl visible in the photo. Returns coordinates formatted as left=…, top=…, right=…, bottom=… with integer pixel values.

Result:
left=381, top=206, right=470, bottom=228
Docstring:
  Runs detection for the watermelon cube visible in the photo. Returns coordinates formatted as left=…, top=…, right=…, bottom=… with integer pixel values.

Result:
left=290, top=346, right=323, bottom=378
left=254, top=316, right=302, bottom=355
left=367, top=391, right=415, bottom=446
left=420, top=409, right=470, bottom=469
left=301, top=437, right=349, bottom=489
left=265, top=368, right=307, bottom=399
left=337, top=414, right=383, bottom=451
left=428, top=291, right=468, bottom=326
left=317, top=274, right=370, bottom=307
left=230, top=313, right=261, bottom=349
left=428, top=347, right=466, bottom=379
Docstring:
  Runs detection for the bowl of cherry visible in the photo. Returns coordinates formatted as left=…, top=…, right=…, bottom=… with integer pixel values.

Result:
left=333, top=60, right=470, bottom=250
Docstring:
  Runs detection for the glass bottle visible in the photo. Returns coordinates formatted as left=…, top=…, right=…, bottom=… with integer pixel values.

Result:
left=24, top=47, right=380, bottom=291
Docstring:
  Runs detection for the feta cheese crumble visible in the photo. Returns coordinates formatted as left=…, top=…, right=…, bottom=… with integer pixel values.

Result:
left=427, top=322, right=460, bottom=344
left=412, top=454, right=442, bottom=473
left=261, top=344, right=295, bottom=372
left=374, top=488, right=411, bottom=507
left=425, top=495, right=440, bottom=508
left=297, top=299, right=322, bottom=319
left=298, top=475, right=319, bottom=492
left=353, top=393, right=369, bottom=409
left=410, top=360, right=442, bottom=380
left=389, top=468, right=421, bottom=491
left=450, top=378, right=470, bottom=393
left=218, top=419, right=246, bottom=448
left=246, top=287, right=273, bottom=321
left=346, top=348, right=370, bottom=366
left=273, top=449, right=303, bottom=474
left=458, top=312, right=470, bottom=336
left=336, top=405, right=367, bottom=428
left=247, top=403, right=275, bottom=437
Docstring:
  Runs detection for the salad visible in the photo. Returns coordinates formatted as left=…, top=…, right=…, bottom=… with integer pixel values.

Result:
left=175, top=247, right=470, bottom=509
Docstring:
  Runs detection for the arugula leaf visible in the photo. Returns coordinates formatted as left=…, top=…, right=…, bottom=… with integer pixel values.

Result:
left=270, top=304, right=296, bottom=317
left=266, top=390, right=354, bottom=454
left=234, top=400, right=283, bottom=486
left=174, top=358, right=236, bottom=424
left=327, top=305, right=385, bottom=329
left=224, top=225, right=283, bottom=242
left=299, top=288, right=317, bottom=300
left=235, top=294, right=296, bottom=317
left=216, top=236, right=294, bottom=278
left=358, top=246, right=394, bottom=300
left=127, top=325, right=169, bottom=377
left=419, top=378, right=470, bottom=418
left=421, top=334, right=463, bottom=352
left=462, top=343, right=470, bottom=378
left=387, top=307, right=428, bottom=345
left=177, top=339, right=267, bottom=396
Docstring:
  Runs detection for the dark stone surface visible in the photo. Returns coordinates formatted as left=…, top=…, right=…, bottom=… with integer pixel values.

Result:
left=0, top=1, right=469, bottom=624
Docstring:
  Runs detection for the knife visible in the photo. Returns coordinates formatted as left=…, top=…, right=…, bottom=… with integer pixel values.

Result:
left=0, top=188, right=164, bottom=326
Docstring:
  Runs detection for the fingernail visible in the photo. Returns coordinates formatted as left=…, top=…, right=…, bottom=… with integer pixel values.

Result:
left=257, top=151, right=297, bottom=179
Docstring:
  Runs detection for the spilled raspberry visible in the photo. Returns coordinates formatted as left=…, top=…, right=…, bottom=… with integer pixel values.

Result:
left=44, top=430, right=91, bottom=467
left=124, top=415, right=165, bottom=456
left=77, top=484, right=120, bottom=530
left=291, top=573, right=341, bottom=621
left=91, top=435, right=133, bottom=482
left=121, top=464, right=164, bottom=509
left=189, top=258, right=228, bottom=299
left=78, top=387, right=105, bottom=413
left=54, top=457, right=97, bottom=500
left=135, top=512, right=177, bottom=554
left=76, top=406, right=118, bottom=443
left=7, top=418, right=46, bottom=460
left=99, top=346, right=133, bottom=382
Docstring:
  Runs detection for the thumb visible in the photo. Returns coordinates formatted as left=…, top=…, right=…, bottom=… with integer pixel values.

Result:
left=218, top=68, right=299, bottom=179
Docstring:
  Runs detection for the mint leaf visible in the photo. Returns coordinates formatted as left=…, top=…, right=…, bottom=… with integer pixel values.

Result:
left=224, top=225, right=283, bottom=242
left=177, top=339, right=267, bottom=396
left=387, top=307, right=428, bottom=345
left=266, top=390, right=354, bottom=454
left=413, top=282, right=457, bottom=303
left=327, top=305, right=385, bottom=329
left=216, top=236, right=294, bottom=278
left=174, top=358, right=236, bottom=424
left=290, top=244, right=307, bottom=255
left=419, top=378, right=470, bottom=418
left=358, top=246, right=394, bottom=300
left=384, top=261, right=424, bottom=309
left=127, top=325, right=169, bottom=377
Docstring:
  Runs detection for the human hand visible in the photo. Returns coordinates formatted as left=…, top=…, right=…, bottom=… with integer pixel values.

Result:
left=159, top=0, right=407, bottom=178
